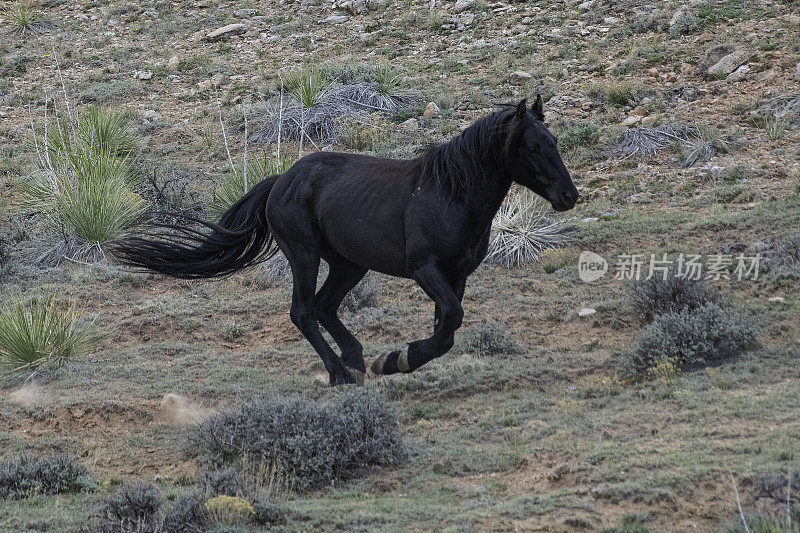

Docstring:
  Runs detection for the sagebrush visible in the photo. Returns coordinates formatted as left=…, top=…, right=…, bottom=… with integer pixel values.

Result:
left=0, top=455, right=92, bottom=499
left=627, top=274, right=718, bottom=323
left=188, top=388, right=405, bottom=491
left=619, top=303, right=758, bottom=380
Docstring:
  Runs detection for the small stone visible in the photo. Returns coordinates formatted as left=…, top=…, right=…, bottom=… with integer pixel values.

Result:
left=577, top=0, right=593, bottom=11
left=647, top=67, right=659, bottom=78
left=622, top=115, right=642, bottom=126
left=510, top=70, right=532, bottom=82
left=197, top=79, right=213, bottom=91
left=641, top=116, right=657, bottom=126
left=133, top=70, right=153, bottom=80
left=768, top=296, right=785, bottom=303
left=726, top=64, right=750, bottom=82
left=167, top=55, right=180, bottom=70
left=454, top=0, right=475, bottom=12
left=423, top=101, right=440, bottom=118
left=707, top=50, right=752, bottom=77
left=321, top=14, right=349, bottom=23
left=399, top=118, right=419, bottom=130
left=206, top=23, right=248, bottom=41
left=581, top=217, right=599, bottom=223
left=629, top=106, right=647, bottom=117
left=210, top=73, right=226, bottom=87
left=599, top=211, right=618, bottom=220
left=578, top=308, right=596, bottom=318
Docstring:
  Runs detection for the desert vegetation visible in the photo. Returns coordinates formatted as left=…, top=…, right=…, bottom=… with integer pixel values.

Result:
left=1, top=0, right=799, bottom=530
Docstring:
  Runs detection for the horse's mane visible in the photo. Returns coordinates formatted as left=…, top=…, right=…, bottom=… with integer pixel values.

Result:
left=419, top=105, right=516, bottom=201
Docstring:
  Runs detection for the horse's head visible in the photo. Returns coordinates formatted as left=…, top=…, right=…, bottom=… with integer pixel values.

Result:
left=505, top=96, right=579, bottom=212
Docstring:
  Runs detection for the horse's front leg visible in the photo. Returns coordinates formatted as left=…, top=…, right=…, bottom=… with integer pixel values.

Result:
left=372, top=264, right=463, bottom=375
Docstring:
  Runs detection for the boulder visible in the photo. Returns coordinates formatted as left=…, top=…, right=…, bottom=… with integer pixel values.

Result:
left=707, top=50, right=752, bottom=77
left=206, top=23, right=248, bottom=41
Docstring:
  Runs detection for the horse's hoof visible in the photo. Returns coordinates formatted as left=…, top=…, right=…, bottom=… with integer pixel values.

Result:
left=347, top=367, right=365, bottom=386
left=371, top=346, right=410, bottom=376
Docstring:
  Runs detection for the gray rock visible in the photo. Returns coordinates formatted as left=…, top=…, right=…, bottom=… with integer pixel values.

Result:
left=509, top=70, right=532, bottom=83
left=578, top=308, right=597, bottom=318
left=167, top=55, right=180, bottom=70
left=206, top=23, right=248, bottom=41
left=321, top=14, right=349, bottom=23
left=454, top=0, right=475, bottom=12
left=726, top=64, right=750, bottom=82
left=133, top=70, right=153, bottom=80
left=707, top=50, right=752, bottom=77
left=399, top=118, right=419, bottom=130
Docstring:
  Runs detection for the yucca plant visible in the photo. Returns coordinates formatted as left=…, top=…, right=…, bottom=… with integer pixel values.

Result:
left=22, top=147, right=145, bottom=251
left=23, top=106, right=144, bottom=260
left=3, top=0, right=42, bottom=35
left=210, top=154, right=294, bottom=220
left=374, top=58, right=401, bottom=96
left=485, top=188, right=573, bottom=267
left=281, top=67, right=329, bottom=109
left=76, top=105, right=138, bottom=156
left=0, top=297, right=99, bottom=374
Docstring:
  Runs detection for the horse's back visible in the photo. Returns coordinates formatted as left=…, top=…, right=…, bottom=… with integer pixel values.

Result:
left=267, top=151, right=419, bottom=277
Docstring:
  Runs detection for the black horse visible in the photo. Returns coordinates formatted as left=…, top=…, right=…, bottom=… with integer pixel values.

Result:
left=111, top=97, right=578, bottom=386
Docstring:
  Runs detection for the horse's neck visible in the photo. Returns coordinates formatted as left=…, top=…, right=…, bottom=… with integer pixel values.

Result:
left=464, top=166, right=513, bottom=229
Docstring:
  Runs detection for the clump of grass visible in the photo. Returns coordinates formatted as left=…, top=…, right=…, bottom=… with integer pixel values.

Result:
left=374, top=58, right=401, bottom=96
left=3, top=0, right=43, bottom=35
left=682, top=126, right=739, bottom=167
left=22, top=105, right=144, bottom=260
left=252, top=66, right=411, bottom=146
left=281, top=67, right=330, bottom=109
left=668, top=7, right=701, bottom=37
left=0, top=455, right=93, bottom=499
left=457, top=321, right=519, bottom=357
left=618, top=303, right=758, bottom=380
left=589, top=82, right=635, bottom=107
left=486, top=188, right=573, bottom=268
left=188, top=388, right=405, bottom=492
left=0, top=296, right=99, bottom=375
left=627, top=274, right=718, bottom=324
left=340, top=273, right=381, bottom=312
left=210, top=154, right=293, bottom=220
left=556, top=121, right=600, bottom=152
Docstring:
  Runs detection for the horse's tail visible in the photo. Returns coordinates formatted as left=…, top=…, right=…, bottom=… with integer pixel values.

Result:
left=109, top=175, right=280, bottom=279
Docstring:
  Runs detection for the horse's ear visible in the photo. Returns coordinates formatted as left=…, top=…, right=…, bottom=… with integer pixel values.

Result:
left=515, top=99, right=527, bottom=120
left=531, top=94, right=544, bottom=121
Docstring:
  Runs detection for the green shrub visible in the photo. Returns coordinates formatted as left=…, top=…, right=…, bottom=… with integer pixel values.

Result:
left=22, top=105, right=144, bottom=254
left=188, top=388, right=405, bottom=491
left=98, top=481, right=164, bottom=532
left=340, top=273, right=381, bottom=312
left=210, top=155, right=293, bottom=220
left=162, top=493, right=205, bottom=533
left=458, top=322, right=519, bottom=357
left=0, top=296, right=99, bottom=374
left=668, top=9, right=701, bottom=37
left=557, top=121, right=600, bottom=152
left=0, top=455, right=93, bottom=499
left=281, top=67, right=329, bottom=108
left=3, top=0, right=42, bottom=34
left=619, top=303, right=758, bottom=380
left=627, top=275, right=718, bottom=323
left=252, top=496, right=288, bottom=527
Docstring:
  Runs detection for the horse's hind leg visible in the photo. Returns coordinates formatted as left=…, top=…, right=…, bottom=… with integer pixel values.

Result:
left=314, top=259, right=368, bottom=385
left=271, top=233, right=357, bottom=386
left=372, top=264, right=463, bottom=375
